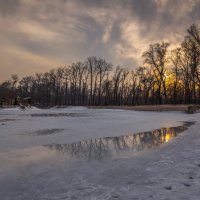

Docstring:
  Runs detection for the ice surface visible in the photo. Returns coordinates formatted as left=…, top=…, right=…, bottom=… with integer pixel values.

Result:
left=0, top=107, right=196, bottom=149
left=0, top=107, right=200, bottom=200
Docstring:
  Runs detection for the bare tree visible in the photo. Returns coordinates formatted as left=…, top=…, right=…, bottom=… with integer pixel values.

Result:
left=143, top=42, right=169, bottom=104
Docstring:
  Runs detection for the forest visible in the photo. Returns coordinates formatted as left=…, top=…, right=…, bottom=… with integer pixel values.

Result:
left=1, top=24, right=200, bottom=106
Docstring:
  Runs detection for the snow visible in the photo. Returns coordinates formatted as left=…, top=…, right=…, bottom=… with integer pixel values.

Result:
left=0, top=107, right=200, bottom=200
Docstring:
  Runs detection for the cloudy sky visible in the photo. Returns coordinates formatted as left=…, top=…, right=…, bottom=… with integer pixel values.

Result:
left=0, top=0, right=199, bottom=81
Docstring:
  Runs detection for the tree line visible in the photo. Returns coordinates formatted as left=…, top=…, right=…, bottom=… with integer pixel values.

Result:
left=1, top=24, right=200, bottom=107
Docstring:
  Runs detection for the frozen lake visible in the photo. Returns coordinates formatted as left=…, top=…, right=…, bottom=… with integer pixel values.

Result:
left=0, top=107, right=199, bottom=200
left=0, top=107, right=195, bottom=149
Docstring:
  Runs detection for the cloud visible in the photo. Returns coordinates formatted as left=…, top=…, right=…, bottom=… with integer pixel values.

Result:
left=0, top=0, right=200, bottom=81
left=0, top=0, right=21, bottom=16
left=0, top=44, right=62, bottom=81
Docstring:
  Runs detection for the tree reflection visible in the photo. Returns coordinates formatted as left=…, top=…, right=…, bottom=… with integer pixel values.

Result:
left=45, top=125, right=189, bottom=161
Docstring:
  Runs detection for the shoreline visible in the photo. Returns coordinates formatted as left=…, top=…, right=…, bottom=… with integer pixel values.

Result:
left=87, top=104, right=193, bottom=112
left=1, top=104, right=200, bottom=113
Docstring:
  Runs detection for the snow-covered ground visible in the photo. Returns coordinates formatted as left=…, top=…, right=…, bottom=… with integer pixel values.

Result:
left=0, top=107, right=199, bottom=200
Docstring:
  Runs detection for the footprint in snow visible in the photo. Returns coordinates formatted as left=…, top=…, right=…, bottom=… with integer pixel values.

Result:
left=164, top=186, right=172, bottom=190
left=182, top=183, right=191, bottom=187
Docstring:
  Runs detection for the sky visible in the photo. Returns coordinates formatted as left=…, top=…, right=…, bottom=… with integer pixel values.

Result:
left=0, top=0, right=200, bottom=81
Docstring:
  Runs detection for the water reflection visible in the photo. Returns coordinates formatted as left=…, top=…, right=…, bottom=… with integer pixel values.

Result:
left=45, top=122, right=194, bottom=161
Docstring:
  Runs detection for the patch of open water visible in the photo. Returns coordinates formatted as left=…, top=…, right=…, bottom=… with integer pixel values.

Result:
left=44, top=121, right=195, bottom=162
